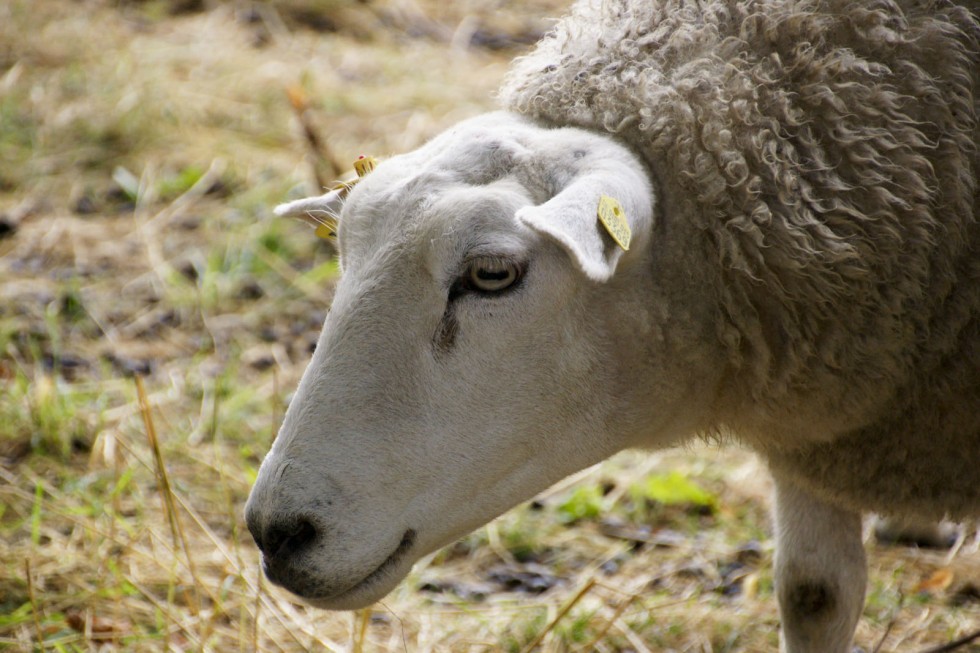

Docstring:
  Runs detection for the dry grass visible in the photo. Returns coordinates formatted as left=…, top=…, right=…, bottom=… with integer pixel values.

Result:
left=0, top=0, right=977, bottom=651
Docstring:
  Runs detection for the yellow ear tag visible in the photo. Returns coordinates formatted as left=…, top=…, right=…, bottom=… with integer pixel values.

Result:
left=314, top=218, right=338, bottom=241
left=597, top=195, right=631, bottom=251
left=312, top=156, right=377, bottom=242
left=353, top=155, right=377, bottom=177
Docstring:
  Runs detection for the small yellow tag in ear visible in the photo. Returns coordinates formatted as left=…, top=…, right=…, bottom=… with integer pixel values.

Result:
left=310, top=156, right=377, bottom=242
left=314, top=218, right=338, bottom=242
left=353, top=155, right=377, bottom=178
left=597, top=195, right=630, bottom=251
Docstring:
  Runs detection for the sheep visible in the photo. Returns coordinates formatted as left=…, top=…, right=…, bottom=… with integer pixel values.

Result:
left=245, top=0, right=980, bottom=651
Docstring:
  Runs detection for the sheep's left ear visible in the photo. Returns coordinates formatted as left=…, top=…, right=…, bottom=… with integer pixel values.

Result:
left=516, top=159, right=653, bottom=281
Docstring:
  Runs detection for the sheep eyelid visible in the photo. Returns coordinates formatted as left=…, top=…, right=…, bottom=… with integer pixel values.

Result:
left=448, top=257, right=528, bottom=302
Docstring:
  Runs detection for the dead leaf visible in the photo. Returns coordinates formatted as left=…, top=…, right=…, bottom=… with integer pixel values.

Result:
left=914, top=568, right=954, bottom=595
left=285, top=85, right=309, bottom=112
left=66, top=610, right=128, bottom=639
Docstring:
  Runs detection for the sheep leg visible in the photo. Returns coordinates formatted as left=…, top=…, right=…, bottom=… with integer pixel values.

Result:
left=773, top=473, right=866, bottom=653
left=873, top=515, right=959, bottom=549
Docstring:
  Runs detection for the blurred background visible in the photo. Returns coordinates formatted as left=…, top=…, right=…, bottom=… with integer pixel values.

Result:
left=1, top=1, right=976, bottom=650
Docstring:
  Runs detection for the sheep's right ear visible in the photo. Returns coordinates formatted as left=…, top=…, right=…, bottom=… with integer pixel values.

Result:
left=274, top=188, right=346, bottom=241
left=516, top=160, right=652, bottom=281
left=275, top=157, right=377, bottom=241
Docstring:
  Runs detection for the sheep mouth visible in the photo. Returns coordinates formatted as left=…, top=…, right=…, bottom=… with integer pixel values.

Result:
left=357, top=528, right=416, bottom=588
left=309, top=528, right=417, bottom=605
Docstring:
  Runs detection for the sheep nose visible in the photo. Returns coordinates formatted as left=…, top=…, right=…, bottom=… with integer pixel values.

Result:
left=248, top=514, right=319, bottom=564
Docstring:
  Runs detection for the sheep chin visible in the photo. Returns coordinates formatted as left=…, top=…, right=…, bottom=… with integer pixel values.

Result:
left=298, top=531, right=417, bottom=610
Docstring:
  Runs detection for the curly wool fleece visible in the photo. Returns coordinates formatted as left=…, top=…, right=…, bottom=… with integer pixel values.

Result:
left=502, top=0, right=979, bottom=518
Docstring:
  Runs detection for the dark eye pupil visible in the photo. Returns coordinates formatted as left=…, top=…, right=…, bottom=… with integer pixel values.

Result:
left=477, top=268, right=510, bottom=281
left=461, top=258, right=522, bottom=295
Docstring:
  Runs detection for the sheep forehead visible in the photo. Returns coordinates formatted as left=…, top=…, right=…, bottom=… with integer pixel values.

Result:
left=424, top=182, right=535, bottom=257
left=336, top=111, right=611, bottom=272
left=340, top=166, right=534, bottom=282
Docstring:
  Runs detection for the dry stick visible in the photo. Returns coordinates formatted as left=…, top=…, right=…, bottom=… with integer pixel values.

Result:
left=11, top=460, right=226, bottom=580
left=377, top=601, right=410, bottom=653
left=872, top=589, right=904, bottom=653
left=135, top=375, right=202, bottom=616
left=109, top=430, right=122, bottom=559
left=521, top=578, right=598, bottom=653
left=15, top=467, right=317, bottom=653
left=251, top=245, right=325, bottom=302
left=354, top=608, right=371, bottom=653
left=871, top=593, right=905, bottom=653
left=0, top=468, right=233, bottom=642
left=142, top=158, right=226, bottom=233
left=136, top=159, right=226, bottom=292
left=155, top=492, right=318, bottom=652
left=286, top=85, right=343, bottom=190
left=574, top=593, right=637, bottom=652
left=14, top=399, right=299, bottom=649
left=209, top=374, right=221, bottom=443
left=208, top=398, right=252, bottom=653
left=612, top=618, right=654, bottom=653
left=872, top=620, right=897, bottom=653
left=124, top=574, right=203, bottom=650
left=15, top=490, right=226, bottom=647
left=140, top=493, right=227, bottom=642
left=917, top=628, right=980, bottom=653
left=25, top=559, right=44, bottom=649
left=252, top=562, right=262, bottom=653
left=0, top=469, right=154, bottom=567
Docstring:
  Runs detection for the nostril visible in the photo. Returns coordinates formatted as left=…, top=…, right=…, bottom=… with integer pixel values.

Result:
left=263, top=517, right=318, bottom=560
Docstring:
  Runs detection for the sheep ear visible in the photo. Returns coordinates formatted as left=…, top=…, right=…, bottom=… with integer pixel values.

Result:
left=516, top=164, right=652, bottom=281
left=274, top=188, right=346, bottom=241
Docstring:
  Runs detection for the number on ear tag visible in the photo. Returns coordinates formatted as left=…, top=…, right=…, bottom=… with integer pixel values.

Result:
left=597, top=195, right=630, bottom=251
left=353, top=155, right=377, bottom=177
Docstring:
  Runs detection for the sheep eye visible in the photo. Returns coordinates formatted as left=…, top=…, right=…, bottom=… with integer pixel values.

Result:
left=466, top=257, right=521, bottom=293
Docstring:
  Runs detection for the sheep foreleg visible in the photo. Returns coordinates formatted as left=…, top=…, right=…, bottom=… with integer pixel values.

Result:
left=773, top=473, right=866, bottom=653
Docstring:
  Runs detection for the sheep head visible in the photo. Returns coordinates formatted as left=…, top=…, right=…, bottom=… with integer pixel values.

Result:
left=245, top=112, right=720, bottom=609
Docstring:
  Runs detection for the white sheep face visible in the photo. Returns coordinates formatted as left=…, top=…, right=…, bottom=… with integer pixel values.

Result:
left=245, top=112, right=717, bottom=609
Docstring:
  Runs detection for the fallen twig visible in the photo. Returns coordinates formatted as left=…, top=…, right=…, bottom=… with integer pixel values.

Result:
left=872, top=588, right=904, bottom=653
left=286, top=85, right=343, bottom=190
left=917, top=628, right=980, bottom=653
left=25, top=559, right=44, bottom=649
left=574, top=592, right=636, bottom=652
left=354, top=608, right=371, bottom=653
left=521, top=578, right=597, bottom=652
left=136, top=375, right=202, bottom=614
